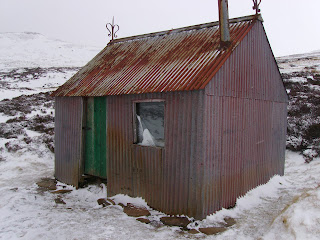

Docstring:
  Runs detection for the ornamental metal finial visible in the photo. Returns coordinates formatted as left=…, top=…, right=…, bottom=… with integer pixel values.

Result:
left=252, top=0, right=261, bottom=15
left=106, top=16, right=119, bottom=41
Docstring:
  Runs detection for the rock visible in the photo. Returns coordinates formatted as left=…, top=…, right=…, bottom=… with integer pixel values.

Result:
left=149, top=220, right=164, bottom=228
left=51, top=189, right=72, bottom=194
left=36, top=178, right=57, bottom=190
left=223, top=217, right=236, bottom=227
left=123, top=203, right=151, bottom=217
left=160, top=216, right=191, bottom=228
left=54, top=198, right=66, bottom=204
left=199, top=227, right=227, bottom=235
left=97, top=198, right=111, bottom=207
left=188, top=229, right=200, bottom=234
left=107, top=198, right=116, bottom=205
left=118, top=203, right=125, bottom=208
left=136, top=218, right=151, bottom=224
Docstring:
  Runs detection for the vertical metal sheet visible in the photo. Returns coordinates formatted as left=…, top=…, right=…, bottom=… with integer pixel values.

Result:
left=202, top=21, right=287, bottom=217
left=205, top=22, right=288, bottom=103
left=54, top=97, right=84, bottom=188
left=106, top=90, right=205, bottom=218
left=132, top=145, right=163, bottom=207
left=203, top=98, right=286, bottom=217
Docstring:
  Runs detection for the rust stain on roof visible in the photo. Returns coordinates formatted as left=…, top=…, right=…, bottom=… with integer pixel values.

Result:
left=52, top=15, right=261, bottom=97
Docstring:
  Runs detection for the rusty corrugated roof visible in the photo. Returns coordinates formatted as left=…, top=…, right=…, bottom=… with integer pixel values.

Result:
left=52, top=15, right=261, bottom=97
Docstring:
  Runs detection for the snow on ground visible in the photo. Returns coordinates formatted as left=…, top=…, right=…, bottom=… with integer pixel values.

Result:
left=209, top=152, right=320, bottom=240
left=0, top=143, right=319, bottom=239
left=0, top=32, right=100, bottom=100
left=0, top=32, right=100, bottom=70
left=0, top=67, right=78, bottom=100
left=277, top=50, right=320, bottom=74
left=0, top=33, right=319, bottom=239
left=278, top=50, right=320, bottom=161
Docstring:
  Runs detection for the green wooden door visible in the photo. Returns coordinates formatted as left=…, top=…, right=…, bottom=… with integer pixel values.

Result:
left=84, top=97, right=107, bottom=178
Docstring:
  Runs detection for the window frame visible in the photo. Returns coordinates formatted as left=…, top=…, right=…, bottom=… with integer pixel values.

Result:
left=132, top=99, right=165, bottom=147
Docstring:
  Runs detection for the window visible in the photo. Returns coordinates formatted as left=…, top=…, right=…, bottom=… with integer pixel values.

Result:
left=134, top=101, right=165, bottom=147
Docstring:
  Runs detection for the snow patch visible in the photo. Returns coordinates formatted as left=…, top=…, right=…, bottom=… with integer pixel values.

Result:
left=141, top=128, right=156, bottom=147
left=25, top=129, right=41, bottom=138
left=287, top=77, right=307, bottom=83
left=111, top=194, right=150, bottom=209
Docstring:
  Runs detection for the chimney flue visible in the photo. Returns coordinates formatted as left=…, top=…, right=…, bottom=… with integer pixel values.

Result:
left=218, top=0, right=230, bottom=46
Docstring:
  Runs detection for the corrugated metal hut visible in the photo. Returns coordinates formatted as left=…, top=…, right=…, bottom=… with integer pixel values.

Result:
left=52, top=11, right=288, bottom=219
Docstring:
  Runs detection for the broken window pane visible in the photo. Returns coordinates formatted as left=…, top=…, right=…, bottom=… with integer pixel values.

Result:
left=135, top=101, right=164, bottom=147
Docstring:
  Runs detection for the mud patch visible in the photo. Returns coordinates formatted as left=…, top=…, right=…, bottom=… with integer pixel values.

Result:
left=37, top=178, right=57, bottom=191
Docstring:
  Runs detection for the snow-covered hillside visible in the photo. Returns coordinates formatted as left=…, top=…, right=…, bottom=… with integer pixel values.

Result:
left=0, top=32, right=100, bottom=100
left=0, top=33, right=319, bottom=239
left=0, top=32, right=100, bottom=69
left=277, top=51, right=320, bottom=161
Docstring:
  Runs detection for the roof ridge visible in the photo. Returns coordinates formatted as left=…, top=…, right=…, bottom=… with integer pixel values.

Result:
left=109, top=14, right=262, bottom=44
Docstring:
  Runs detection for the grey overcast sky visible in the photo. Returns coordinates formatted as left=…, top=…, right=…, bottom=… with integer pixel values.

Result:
left=0, top=0, right=319, bottom=57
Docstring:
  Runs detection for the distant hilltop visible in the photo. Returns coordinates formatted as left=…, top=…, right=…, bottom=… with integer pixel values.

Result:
left=0, top=32, right=100, bottom=70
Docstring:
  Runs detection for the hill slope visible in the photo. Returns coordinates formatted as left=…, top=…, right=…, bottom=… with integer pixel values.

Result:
left=277, top=51, right=320, bottom=161
left=0, top=32, right=100, bottom=69
left=0, top=32, right=100, bottom=99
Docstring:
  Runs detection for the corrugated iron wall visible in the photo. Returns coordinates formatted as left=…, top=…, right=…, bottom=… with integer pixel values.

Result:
left=202, top=21, right=287, bottom=217
left=205, top=22, right=287, bottom=102
left=203, top=97, right=286, bottom=216
left=106, top=90, right=205, bottom=218
left=54, top=97, right=84, bottom=188
left=271, top=102, right=287, bottom=175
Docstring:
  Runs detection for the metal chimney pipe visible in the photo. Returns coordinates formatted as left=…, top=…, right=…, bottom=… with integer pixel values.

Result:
left=218, top=0, right=230, bottom=45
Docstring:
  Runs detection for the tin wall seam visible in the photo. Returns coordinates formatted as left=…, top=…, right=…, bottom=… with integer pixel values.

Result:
left=54, top=97, right=83, bottom=188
